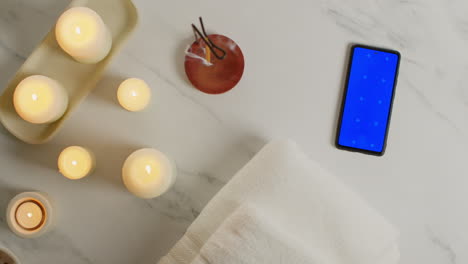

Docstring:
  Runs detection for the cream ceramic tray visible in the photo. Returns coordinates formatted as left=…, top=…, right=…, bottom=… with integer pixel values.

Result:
left=0, top=0, right=138, bottom=144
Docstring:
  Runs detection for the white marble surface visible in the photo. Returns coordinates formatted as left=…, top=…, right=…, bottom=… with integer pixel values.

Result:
left=0, top=0, right=467, bottom=263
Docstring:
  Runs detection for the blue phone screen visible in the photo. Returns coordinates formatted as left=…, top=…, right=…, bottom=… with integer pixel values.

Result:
left=337, top=46, right=400, bottom=154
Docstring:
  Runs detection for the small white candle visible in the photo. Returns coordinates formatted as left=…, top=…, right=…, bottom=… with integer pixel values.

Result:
left=122, top=148, right=176, bottom=199
left=117, top=78, right=152, bottom=112
left=6, top=192, right=54, bottom=239
left=58, top=146, right=95, bottom=180
left=56, top=7, right=112, bottom=64
left=13, top=75, right=68, bottom=124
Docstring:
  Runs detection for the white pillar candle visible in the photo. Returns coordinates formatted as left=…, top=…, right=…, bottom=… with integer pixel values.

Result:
left=13, top=75, right=68, bottom=124
left=117, top=78, right=152, bottom=112
left=122, top=148, right=176, bottom=199
left=6, top=192, right=54, bottom=239
left=56, top=7, right=112, bottom=64
left=58, top=146, right=95, bottom=180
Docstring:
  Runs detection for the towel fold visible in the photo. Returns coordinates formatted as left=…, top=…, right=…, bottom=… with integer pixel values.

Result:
left=159, top=140, right=399, bottom=264
left=191, top=205, right=316, bottom=264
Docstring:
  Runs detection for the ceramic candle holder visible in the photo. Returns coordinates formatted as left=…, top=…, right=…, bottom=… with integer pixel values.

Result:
left=0, top=246, right=20, bottom=264
left=0, top=0, right=138, bottom=144
left=6, top=192, right=55, bottom=239
left=185, top=17, right=244, bottom=94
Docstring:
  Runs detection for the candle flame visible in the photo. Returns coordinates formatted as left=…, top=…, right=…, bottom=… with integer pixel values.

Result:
left=145, top=165, right=152, bottom=174
left=72, top=160, right=78, bottom=166
left=131, top=90, right=137, bottom=97
left=31, top=93, right=38, bottom=101
left=75, top=26, right=82, bottom=35
left=27, top=212, right=33, bottom=218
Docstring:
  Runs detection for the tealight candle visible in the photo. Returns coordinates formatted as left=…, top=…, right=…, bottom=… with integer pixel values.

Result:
left=0, top=246, right=20, bottom=264
left=56, top=7, right=112, bottom=64
left=122, top=148, right=176, bottom=199
left=117, top=78, right=151, bottom=112
left=58, top=146, right=95, bottom=180
left=6, top=192, right=54, bottom=239
left=13, top=75, right=68, bottom=124
left=15, top=202, right=43, bottom=229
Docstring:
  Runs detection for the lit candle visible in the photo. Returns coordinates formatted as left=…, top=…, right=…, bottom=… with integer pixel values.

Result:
left=13, top=75, right=68, bottom=124
left=117, top=78, right=151, bottom=112
left=58, top=146, right=95, bottom=180
left=55, top=7, right=112, bottom=64
left=6, top=192, right=54, bottom=238
left=15, top=202, right=43, bottom=230
left=122, top=148, right=176, bottom=199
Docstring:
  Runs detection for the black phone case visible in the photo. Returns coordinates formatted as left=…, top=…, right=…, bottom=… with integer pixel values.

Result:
left=335, top=44, right=401, bottom=156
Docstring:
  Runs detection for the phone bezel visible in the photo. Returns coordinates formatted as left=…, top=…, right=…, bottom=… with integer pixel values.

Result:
left=335, top=44, right=401, bottom=156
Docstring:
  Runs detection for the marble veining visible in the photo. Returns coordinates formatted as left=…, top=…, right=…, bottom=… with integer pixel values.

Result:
left=123, top=52, right=226, bottom=126
left=402, top=76, right=463, bottom=134
left=0, top=0, right=467, bottom=263
left=427, top=228, right=457, bottom=264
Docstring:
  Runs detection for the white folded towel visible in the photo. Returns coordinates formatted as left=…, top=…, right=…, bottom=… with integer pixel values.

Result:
left=190, top=205, right=316, bottom=264
left=158, top=140, right=399, bottom=264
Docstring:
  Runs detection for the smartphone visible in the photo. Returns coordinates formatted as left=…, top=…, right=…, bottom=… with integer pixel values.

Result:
left=336, top=44, right=401, bottom=156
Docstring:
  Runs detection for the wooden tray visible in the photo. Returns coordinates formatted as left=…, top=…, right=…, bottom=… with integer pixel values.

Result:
left=0, top=0, right=138, bottom=144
